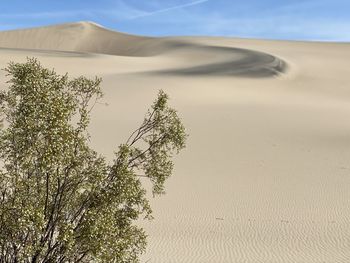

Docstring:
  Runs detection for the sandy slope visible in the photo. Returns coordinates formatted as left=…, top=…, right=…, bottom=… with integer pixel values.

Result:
left=1, top=22, right=350, bottom=262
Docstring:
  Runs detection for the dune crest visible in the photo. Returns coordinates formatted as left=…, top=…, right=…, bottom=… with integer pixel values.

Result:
left=0, top=22, right=287, bottom=77
left=0, top=21, right=155, bottom=56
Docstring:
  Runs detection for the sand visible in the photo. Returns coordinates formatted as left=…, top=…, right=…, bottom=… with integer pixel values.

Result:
left=1, top=21, right=350, bottom=262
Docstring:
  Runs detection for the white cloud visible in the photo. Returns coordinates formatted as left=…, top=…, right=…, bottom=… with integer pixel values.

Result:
left=98, top=1, right=148, bottom=20
left=128, top=0, right=210, bottom=19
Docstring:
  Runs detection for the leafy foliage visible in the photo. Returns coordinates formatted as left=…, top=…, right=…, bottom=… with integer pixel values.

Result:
left=0, top=58, right=186, bottom=262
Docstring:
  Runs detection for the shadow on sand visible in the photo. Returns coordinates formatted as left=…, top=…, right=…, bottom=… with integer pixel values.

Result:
left=145, top=42, right=288, bottom=78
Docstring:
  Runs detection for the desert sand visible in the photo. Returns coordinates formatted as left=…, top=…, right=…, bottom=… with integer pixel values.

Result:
left=1, top=21, right=350, bottom=262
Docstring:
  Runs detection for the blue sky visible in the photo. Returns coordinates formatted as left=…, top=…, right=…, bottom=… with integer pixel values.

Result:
left=1, top=0, right=350, bottom=41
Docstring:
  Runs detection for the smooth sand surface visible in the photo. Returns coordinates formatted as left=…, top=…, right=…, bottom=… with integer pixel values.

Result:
left=1, top=22, right=350, bottom=262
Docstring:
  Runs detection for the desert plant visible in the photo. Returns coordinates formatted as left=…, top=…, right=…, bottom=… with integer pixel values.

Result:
left=0, top=58, right=186, bottom=262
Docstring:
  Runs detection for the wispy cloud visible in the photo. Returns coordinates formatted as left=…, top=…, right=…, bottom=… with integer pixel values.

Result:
left=0, top=0, right=211, bottom=23
left=129, top=0, right=210, bottom=19
left=98, top=1, right=148, bottom=20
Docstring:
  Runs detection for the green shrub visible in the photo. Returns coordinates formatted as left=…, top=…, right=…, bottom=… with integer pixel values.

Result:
left=0, top=58, right=186, bottom=262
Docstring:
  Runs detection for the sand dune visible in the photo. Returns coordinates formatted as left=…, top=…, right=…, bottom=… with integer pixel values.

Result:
left=0, top=21, right=156, bottom=56
left=1, top=22, right=350, bottom=262
left=0, top=22, right=286, bottom=77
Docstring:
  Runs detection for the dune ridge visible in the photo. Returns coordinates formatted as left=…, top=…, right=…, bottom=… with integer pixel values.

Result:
left=0, top=21, right=160, bottom=56
left=0, top=22, right=287, bottom=77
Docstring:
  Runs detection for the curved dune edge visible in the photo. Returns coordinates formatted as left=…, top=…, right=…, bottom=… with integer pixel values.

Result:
left=0, top=21, right=288, bottom=78
left=145, top=43, right=288, bottom=77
